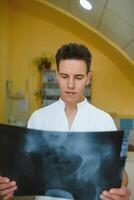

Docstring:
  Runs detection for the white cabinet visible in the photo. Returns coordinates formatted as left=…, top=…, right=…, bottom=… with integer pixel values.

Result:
left=42, top=70, right=60, bottom=106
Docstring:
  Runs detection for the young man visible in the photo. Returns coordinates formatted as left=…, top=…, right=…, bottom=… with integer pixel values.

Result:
left=0, top=43, right=131, bottom=200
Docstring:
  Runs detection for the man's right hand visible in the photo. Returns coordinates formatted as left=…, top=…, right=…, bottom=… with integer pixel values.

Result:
left=0, top=176, right=17, bottom=200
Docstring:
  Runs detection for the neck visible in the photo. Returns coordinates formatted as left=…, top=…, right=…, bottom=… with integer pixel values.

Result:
left=65, top=103, right=77, bottom=111
left=61, top=96, right=85, bottom=110
left=64, top=105, right=77, bottom=130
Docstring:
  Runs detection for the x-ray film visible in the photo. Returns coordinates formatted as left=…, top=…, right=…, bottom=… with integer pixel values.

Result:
left=0, top=124, right=128, bottom=200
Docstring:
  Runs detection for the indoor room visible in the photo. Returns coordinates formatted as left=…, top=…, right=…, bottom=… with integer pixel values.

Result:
left=0, top=0, right=134, bottom=199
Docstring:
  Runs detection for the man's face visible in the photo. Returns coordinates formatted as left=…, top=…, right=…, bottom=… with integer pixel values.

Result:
left=56, top=59, right=91, bottom=105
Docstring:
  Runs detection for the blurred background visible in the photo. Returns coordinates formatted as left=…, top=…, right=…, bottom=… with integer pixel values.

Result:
left=0, top=0, right=134, bottom=199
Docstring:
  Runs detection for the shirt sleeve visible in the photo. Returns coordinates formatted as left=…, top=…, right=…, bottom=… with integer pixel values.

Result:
left=27, top=112, right=37, bottom=129
left=106, top=114, right=117, bottom=131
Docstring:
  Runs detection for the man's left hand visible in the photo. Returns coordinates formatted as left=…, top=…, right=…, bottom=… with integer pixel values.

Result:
left=100, top=187, right=131, bottom=200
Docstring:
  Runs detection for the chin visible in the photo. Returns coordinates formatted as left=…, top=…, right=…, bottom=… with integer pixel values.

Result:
left=64, top=97, right=79, bottom=105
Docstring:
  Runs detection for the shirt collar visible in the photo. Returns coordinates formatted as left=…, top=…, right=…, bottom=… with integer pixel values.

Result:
left=58, top=97, right=88, bottom=110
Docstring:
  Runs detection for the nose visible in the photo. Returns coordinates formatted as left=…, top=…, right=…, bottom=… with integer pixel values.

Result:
left=67, top=77, right=75, bottom=89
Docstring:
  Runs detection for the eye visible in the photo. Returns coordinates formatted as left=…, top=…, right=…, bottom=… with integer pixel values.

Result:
left=61, top=74, right=68, bottom=79
left=75, top=75, right=84, bottom=80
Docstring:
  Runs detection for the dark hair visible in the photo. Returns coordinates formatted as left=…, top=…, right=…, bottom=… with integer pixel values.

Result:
left=55, top=43, right=92, bottom=73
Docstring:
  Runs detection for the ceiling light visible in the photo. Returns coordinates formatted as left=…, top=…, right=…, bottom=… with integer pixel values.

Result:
left=80, top=0, right=92, bottom=10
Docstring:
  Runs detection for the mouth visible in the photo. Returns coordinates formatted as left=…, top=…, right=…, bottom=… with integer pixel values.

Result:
left=65, top=91, right=77, bottom=97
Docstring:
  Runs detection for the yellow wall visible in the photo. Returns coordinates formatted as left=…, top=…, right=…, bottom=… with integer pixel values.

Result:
left=0, top=0, right=134, bottom=123
left=9, top=6, right=89, bottom=115
left=0, top=0, right=11, bottom=122
left=92, top=53, right=134, bottom=117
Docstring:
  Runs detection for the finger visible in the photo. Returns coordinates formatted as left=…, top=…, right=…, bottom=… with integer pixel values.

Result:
left=101, top=190, right=129, bottom=200
left=0, top=177, right=10, bottom=184
left=109, top=188, right=131, bottom=196
left=0, top=181, right=16, bottom=190
left=101, top=190, right=117, bottom=200
left=0, top=185, right=17, bottom=196
left=100, top=193, right=111, bottom=200
left=3, top=192, right=14, bottom=200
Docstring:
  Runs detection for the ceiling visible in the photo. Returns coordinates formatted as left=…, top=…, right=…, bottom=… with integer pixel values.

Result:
left=43, top=0, right=134, bottom=61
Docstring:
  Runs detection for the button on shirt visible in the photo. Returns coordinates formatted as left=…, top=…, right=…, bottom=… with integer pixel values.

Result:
left=27, top=98, right=117, bottom=200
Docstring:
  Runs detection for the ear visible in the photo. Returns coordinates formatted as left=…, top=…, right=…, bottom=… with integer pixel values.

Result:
left=56, top=70, right=59, bottom=82
left=86, top=71, right=92, bottom=85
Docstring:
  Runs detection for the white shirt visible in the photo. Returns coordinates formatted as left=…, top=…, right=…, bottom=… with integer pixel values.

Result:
left=28, top=98, right=116, bottom=132
left=27, top=98, right=116, bottom=200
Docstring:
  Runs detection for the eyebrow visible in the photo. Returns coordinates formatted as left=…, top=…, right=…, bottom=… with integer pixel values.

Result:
left=75, top=74, right=85, bottom=77
left=58, top=73, right=85, bottom=76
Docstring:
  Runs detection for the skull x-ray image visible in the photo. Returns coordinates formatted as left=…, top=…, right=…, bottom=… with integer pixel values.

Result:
left=0, top=124, right=128, bottom=200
